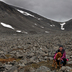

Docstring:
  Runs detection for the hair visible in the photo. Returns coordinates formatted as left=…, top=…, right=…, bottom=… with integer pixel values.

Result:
left=59, top=45, right=63, bottom=48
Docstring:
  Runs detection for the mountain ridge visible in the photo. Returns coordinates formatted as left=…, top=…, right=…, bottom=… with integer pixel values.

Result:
left=0, top=1, right=66, bottom=34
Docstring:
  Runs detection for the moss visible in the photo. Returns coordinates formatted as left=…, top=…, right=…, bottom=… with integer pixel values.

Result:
left=23, top=60, right=62, bottom=71
left=24, top=65, right=31, bottom=72
left=25, top=60, right=53, bottom=69
left=16, top=59, right=21, bottom=62
left=31, top=63, right=39, bottom=69
left=5, top=54, right=11, bottom=58
left=66, top=64, right=72, bottom=67
left=12, top=48, right=23, bottom=51
left=24, top=68, right=30, bottom=72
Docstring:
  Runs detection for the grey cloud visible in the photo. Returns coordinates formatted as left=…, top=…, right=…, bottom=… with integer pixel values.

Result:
left=2, top=0, right=72, bottom=22
left=4, top=0, right=34, bottom=9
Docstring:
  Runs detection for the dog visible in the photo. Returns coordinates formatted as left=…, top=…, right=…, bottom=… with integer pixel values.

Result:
left=52, top=52, right=62, bottom=69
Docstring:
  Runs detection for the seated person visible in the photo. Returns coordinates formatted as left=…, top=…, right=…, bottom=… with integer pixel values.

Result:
left=54, top=45, right=68, bottom=66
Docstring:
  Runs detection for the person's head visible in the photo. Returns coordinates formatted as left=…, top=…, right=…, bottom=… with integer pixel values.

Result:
left=59, top=45, right=63, bottom=51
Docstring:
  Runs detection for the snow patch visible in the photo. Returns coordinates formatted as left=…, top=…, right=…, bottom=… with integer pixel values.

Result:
left=34, top=23, right=37, bottom=26
left=45, top=31, right=49, bottom=33
left=53, top=25, right=55, bottom=26
left=22, top=31, right=28, bottom=34
left=60, top=23, right=66, bottom=30
left=38, top=18, right=41, bottom=20
left=17, top=9, right=34, bottom=17
left=24, top=32, right=28, bottom=34
left=24, top=12, right=34, bottom=17
left=16, top=30, right=21, bottom=33
left=0, top=22, right=14, bottom=30
left=50, top=24, right=55, bottom=27
left=17, top=9, right=24, bottom=14
left=50, top=25, right=52, bottom=27
left=40, top=26, right=44, bottom=28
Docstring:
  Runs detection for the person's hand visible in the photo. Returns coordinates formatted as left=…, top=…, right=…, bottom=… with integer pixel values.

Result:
left=55, top=59, right=56, bottom=61
left=54, top=59, right=56, bottom=61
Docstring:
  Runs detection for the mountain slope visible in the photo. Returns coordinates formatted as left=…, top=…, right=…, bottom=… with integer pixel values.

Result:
left=14, top=6, right=62, bottom=30
left=0, top=1, right=61, bottom=34
left=64, top=19, right=72, bottom=31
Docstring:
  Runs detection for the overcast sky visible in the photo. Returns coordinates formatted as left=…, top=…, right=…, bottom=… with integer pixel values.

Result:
left=1, top=0, right=72, bottom=22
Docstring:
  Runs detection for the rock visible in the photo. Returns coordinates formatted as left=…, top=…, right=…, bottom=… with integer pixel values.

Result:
left=29, top=67, right=35, bottom=72
left=66, top=55, right=70, bottom=59
left=59, top=66, right=72, bottom=72
left=41, top=47, right=48, bottom=53
left=48, top=52, right=52, bottom=57
left=0, top=51, right=4, bottom=54
left=14, top=70, right=18, bottom=72
left=0, top=66, right=5, bottom=72
left=18, top=60, right=25, bottom=66
left=39, top=51, right=46, bottom=56
left=47, top=57, right=53, bottom=60
left=27, top=42, right=31, bottom=44
left=6, top=66, right=18, bottom=72
left=24, top=67, right=35, bottom=72
left=26, top=53, right=34, bottom=58
left=0, top=53, right=7, bottom=59
left=10, top=51, right=17, bottom=54
left=0, top=62, right=3, bottom=66
left=53, top=46, right=59, bottom=51
left=18, top=67, right=25, bottom=72
left=70, top=56, right=72, bottom=58
left=5, top=64, right=12, bottom=70
left=36, top=66, right=51, bottom=72
left=18, top=63, right=25, bottom=67
left=17, top=46, right=22, bottom=48
left=44, top=56, right=48, bottom=60
left=30, top=56, right=37, bottom=62
left=23, top=58, right=28, bottom=65
left=30, top=53, right=34, bottom=56
left=16, top=52, right=23, bottom=59
left=67, top=61, right=72, bottom=64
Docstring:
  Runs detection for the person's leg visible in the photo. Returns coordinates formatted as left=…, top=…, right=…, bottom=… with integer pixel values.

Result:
left=63, top=58, right=66, bottom=66
left=56, top=59, right=59, bottom=65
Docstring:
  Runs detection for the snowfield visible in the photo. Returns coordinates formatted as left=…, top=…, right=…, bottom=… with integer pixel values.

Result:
left=17, top=9, right=35, bottom=17
left=60, top=23, right=66, bottom=30
left=0, top=22, right=22, bottom=33
left=1, top=22, right=14, bottom=30
left=16, top=30, right=22, bottom=33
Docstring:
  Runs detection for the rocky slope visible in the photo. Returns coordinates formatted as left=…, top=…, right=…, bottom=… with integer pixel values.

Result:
left=0, top=1, right=72, bottom=72
left=0, top=32, right=72, bottom=72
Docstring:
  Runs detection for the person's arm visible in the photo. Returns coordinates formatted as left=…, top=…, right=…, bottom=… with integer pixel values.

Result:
left=61, top=51, right=66, bottom=60
left=54, top=53, right=57, bottom=59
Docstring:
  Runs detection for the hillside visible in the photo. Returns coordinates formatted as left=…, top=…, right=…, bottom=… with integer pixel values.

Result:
left=0, top=1, right=61, bottom=34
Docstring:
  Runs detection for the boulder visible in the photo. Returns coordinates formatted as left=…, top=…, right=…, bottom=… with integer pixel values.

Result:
left=67, top=61, right=72, bottom=64
left=47, top=57, right=53, bottom=60
left=6, top=66, right=18, bottom=72
left=16, top=52, right=23, bottom=59
left=59, top=66, right=72, bottom=72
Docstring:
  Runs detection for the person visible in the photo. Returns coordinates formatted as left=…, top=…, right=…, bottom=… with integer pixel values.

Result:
left=54, top=45, right=67, bottom=66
